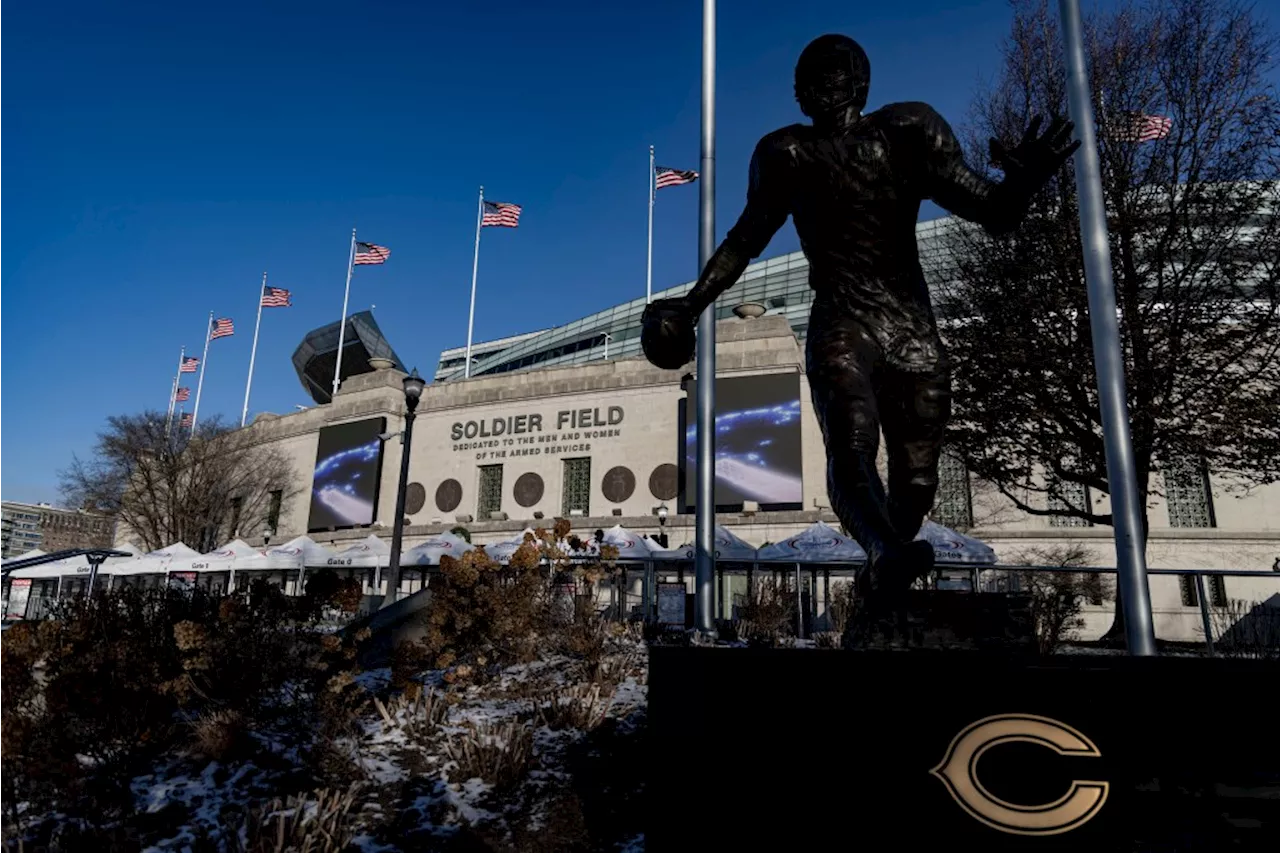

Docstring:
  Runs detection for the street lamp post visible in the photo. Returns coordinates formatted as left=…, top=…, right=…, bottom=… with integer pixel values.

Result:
left=382, top=368, right=426, bottom=608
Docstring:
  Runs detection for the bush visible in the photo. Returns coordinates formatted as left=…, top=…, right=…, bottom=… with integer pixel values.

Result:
left=1, top=586, right=369, bottom=841
left=734, top=578, right=796, bottom=646
left=1008, top=546, right=1107, bottom=655
left=421, top=522, right=622, bottom=676
left=443, top=721, right=534, bottom=790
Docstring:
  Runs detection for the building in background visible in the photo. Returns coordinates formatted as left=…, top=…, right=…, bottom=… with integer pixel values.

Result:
left=1, top=504, right=43, bottom=557
left=105, top=214, right=1274, bottom=642
left=1, top=501, right=116, bottom=557
left=434, top=218, right=958, bottom=381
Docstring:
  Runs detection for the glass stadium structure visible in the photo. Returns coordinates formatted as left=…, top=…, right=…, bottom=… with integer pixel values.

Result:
left=435, top=217, right=961, bottom=382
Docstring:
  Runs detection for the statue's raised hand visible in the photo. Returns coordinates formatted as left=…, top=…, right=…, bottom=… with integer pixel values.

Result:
left=989, top=115, right=1080, bottom=191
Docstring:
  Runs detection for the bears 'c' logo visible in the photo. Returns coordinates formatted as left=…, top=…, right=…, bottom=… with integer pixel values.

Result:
left=931, top=713, right=1108, bottom=836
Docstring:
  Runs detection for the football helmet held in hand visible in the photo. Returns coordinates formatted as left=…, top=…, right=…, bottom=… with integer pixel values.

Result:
left=641, top=298, right=697, bottom=370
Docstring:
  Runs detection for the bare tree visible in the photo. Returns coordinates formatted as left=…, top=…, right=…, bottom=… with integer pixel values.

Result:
left=940, top=0, right=1280, bottom=638
left=60, top=412, right=301, bottom=552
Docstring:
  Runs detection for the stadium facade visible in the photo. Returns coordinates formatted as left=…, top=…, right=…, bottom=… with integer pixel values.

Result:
left=124, top=217, right=1279, bottom=641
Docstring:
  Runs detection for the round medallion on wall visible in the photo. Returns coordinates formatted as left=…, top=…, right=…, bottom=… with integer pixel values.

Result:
left=435, top=479, right=463, bottom=513
left=601, top=466, right=636, bottom=504
left=649, top=463, right=679, bottom=501
left=513, top=472, right=545, bottom=508
left=404, top=482, right=426, bottom=515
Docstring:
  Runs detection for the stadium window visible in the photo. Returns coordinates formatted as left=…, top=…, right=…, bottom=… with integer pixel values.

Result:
left=1208, top=575, right=1227, bottom=607
left=1165, top=457, right=1216, bottom=528
left=266, top=490, right=283, bottom=533
left=478, top=465, right=504, bottom=519
left=932, top=450, right=973, bottom=530
left=228, top=497, right=244, bottom=538
left=562, top=458, right=591, bottom=517
left=1179, top=575, right=1199, bottom=608
left=1049, top=478, right=1092, bottom=527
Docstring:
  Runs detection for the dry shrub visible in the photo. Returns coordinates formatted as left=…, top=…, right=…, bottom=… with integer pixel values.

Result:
left=424, top=546, right=545, bottom=671
left=813, top=631, right=843, bottom=649
left=1, top=585, right=370, bottom=838
left=188, top=709, right=247, bottom=761
left=535, top=683, right=615, bottom=731
left=376, top=686, right=449, bottom=738
left=233, top=784, right=362, bottom=853
left=1008, top=546, right=1106, bottom=655
left=330, top=578, right=363, bottom=614
left=389, top=639, right=431, bottom=692
left=825, top=579, right=858, bottom=635
left=734, top=578, right=796, bottom=646
left=443, top=720, right=534, bottom=790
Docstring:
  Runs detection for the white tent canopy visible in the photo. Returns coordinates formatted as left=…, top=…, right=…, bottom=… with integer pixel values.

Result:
left=915, top=521, right=997, bottom=565
left=168, top=539, right=267, bottom=574
left=9, top=555, right=95, bottom=580
left=261, top=535, right=337, bottom=570
left=757, top=521, right=868, bottom=563
left=473, top=530, right=532, bottom=565
left=652, top=525, right=759, bottom=561
left=107, top=542, right=201, bottom=576
left=600, top=525, right=665, bottom=560
left=401, top=532, right=475, bottom=567
left=328, top=534, right=390, bottom=568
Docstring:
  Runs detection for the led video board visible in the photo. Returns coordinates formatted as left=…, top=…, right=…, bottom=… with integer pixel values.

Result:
left=307, top=417, right=386, bottom=532
left=680, top=374, right=803, bottom=512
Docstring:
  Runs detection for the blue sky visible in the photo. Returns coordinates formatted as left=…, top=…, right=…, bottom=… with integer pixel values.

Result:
left=3, top=0, right=1072, bottom=503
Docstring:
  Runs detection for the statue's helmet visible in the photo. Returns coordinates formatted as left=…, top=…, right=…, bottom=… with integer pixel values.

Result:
left=794, top=34, right=870, bottom=119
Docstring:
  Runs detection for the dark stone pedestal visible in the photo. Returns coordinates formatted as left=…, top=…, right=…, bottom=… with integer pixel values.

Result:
left=647, top=646, right=1279, bottom=851
left=844, top=589, right=1036, bottom=651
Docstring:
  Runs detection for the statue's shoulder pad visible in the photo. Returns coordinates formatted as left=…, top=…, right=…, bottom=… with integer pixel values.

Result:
left=871, top=102, right=947, bottom=130
left=758, top=124, right=810, bottom=148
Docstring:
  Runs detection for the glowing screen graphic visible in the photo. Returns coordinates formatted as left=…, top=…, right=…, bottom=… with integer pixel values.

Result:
left=307, top=417, right=386, bottom=532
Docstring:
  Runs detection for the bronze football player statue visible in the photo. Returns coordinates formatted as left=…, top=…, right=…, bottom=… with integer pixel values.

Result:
left=642, top=34, right=1078, bottom=601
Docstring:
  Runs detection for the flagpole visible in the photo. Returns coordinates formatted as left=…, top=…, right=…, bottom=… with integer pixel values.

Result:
left=165, top=373, right=179, bottom=437
left=165, top=346, right=184, bottom=435
left=647, top=146, right=655, bottom=303
left=241, top=272, right=267, bottom=427
left=191, top=312, right=214, bottom=434
left=465, top=186, right=484, bottom=379
left=332, top=228, right=357, bottom=399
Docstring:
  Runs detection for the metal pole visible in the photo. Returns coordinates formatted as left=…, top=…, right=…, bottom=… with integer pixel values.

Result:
left=382, top=401, right=418, bottom=608
left=242, top=272, right=267, bottom=427
left=693, top=0, right=717, bottom=636
left=190, top=313, right=213, bottom=433
left=1058, top=0, right=1156, bottom=656
left=165, top=345, right=183, bottom=435
left=85, top=555, right=103, bottom=594
left=465, top=187, right=484, bottom=379
left=332, top=229, right=357, bottom=398
left=1193, top=574, right=1216, bottom=656
left=646, top=145, right=655, bottom=303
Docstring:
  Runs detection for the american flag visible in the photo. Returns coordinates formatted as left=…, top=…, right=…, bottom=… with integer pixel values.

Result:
left=261, top=286, right=292, bottom=308
left=354, top=242, right=391, bottom=265
left=179, top=413, right=193, bottom=428
left=180, top=357, right=199, bottom=373
left=1113, top=112, right=1173, bottom=143
left=210, top=317, right=234, bottom=339
left=656, top=166, right=699, bottom=189
left=174, top=387, right=191, bottom=402
left=482, top=201, right=522, bottom=228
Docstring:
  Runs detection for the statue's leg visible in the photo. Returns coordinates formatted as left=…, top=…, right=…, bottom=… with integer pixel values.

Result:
left=805, top=314, right=901, bottom=578
left=882, top=364, right=952, bottom=541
